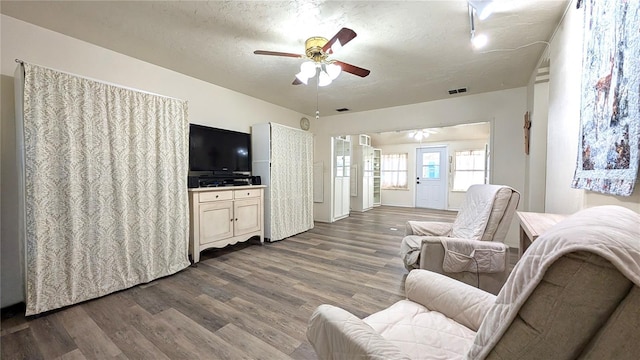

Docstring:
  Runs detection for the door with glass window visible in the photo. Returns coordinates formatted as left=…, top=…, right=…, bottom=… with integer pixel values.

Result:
left=415, top=146, right=448, bottom=209
left=332, top=136, right=351, bottom=221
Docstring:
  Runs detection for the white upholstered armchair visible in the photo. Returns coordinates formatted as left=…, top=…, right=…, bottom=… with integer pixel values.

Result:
left=308, top=206, right=640, bottom=360
left=400, top=184, right=520, bottom=294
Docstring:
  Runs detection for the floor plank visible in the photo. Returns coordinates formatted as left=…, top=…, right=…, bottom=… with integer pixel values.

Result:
left=57, top=306, right=123, bottom=358
left=1, top=206, right=511, bottom=359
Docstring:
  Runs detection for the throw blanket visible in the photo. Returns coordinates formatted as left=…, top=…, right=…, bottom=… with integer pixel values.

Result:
left=467, top=206, right=640, bottom=359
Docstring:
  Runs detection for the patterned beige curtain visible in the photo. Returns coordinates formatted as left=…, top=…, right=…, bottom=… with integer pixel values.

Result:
left=19, top=63, right=190, bottom=315
left=270, top=123, right=314, bottom=240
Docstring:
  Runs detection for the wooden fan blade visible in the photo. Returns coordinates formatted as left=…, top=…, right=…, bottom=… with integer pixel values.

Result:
left=292, top=78, right=303, bottom=85
left=254, top=50, right=304, bottom=58
left=334, top=60, right=371, bottom=78
left=322, top=28, right=357, bottom=54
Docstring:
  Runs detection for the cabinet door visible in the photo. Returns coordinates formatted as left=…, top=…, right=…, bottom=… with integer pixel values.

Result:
left=334, top=177, right=344, bottom=217
left=341, top=177, right=351, bottom=214
left=361, top=176, right=370, bottom=209
left=234, top=198, right=261, bottom=236
left=367, top=177, right=375, bottom=208
left=333, top=177, right=351, bottom=218
left=200, top=201, right=234, bottom=244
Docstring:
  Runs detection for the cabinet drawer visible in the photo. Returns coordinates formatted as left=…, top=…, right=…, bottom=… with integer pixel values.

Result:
left=234, top=188, right=261, bottom=199
left=199, top=190, right=233, bottom=203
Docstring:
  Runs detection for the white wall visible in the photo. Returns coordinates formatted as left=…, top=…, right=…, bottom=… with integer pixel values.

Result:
left=312, top=88, right=527, bottom=249
left=525, top=79, right=549, bottom=212
left=0, top=15, right=306, bottom=307
left=376, top=139, right=489, bottom=210
left=1, top=16, right=304, bottom=133
left=544, top=2, right=585, bottom=214
left=544, top=0, right=640, bottom=214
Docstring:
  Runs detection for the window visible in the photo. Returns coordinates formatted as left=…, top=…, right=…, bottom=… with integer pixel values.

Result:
left=421, top=152, right=441, bottom=179
left=381, top=153, right=408, bottom=189
left=453, top=150, right=486, bottom=191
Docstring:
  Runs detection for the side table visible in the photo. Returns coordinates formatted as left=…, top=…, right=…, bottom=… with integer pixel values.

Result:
left=516, top=211, right=567, bottom=258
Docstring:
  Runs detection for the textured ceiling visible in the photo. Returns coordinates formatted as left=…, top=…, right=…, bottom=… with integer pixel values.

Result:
left=1, top=0, right=569, bottom=117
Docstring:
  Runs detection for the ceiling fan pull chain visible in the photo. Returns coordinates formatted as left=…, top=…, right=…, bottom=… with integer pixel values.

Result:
left=316, top=76, right=320, bottom=120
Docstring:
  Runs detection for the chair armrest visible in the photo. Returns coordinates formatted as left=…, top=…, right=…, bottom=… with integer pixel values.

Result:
left=307, top=304, right=410, bottom=360
left=405, top=221, right=453, bottom=236
left=421, top=236, right=508, bottom=250
left=405, top=269, right=496, bottom=331
left=421, top=236, right=508, bottom=273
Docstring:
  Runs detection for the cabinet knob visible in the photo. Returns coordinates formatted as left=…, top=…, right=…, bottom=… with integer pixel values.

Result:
left=216, top=195, right=219, bottom=198
left=235, top=218, right=238, bottom=221
left=230, top=218, right=233, bottom=222
left=247, top=192, right=250, bottom=195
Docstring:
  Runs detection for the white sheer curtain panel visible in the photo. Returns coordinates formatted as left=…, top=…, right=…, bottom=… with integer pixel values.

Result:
left=269, top=123, right=314, bottom=240
left=18, top=63, right=190, bottom=315
left=381, top=153, right=408, bottom=189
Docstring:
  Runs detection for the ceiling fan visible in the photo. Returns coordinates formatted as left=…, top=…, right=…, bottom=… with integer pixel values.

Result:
left=409, top=128, right=439, bottom=141
left=253, top=27, right=371, bottom=86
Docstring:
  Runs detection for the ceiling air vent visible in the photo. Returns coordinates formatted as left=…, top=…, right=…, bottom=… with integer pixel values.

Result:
left=336, top=108, right=350, bottom=112
left=448, top=87, right=468, bottom=95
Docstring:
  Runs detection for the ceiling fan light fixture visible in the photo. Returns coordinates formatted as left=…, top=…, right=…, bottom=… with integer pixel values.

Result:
left=299, top=61, right=317, bottom=79
left=318, top=70, right=332, bottom=87
left=326, top=63, right=342, bottom=80
left=409, top=130, right=431, bottom=141
left=295, top=71, right=309, bottom=85
left=471, top=33, right=488, bottom=49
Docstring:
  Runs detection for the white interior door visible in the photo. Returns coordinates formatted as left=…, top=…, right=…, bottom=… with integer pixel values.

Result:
left=415, top=146, right=448, bottom=209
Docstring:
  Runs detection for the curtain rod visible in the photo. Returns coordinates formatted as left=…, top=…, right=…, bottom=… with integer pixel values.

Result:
left=13, top=58, right=185, bottom=102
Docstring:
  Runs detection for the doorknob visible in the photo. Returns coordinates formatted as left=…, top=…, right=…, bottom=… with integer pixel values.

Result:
left=417, top=181, right=420, bottom=184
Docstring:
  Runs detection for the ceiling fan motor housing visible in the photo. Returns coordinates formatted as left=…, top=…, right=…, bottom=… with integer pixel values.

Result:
left=305, top=37, right=329, bottom=62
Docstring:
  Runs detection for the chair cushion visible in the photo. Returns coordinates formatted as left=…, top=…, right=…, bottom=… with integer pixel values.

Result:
left=480, top=187, right=513, bottom=241
left=307, top=304, right=410, bottom=360
left=364, top=300, right=476, bottom=360
left=579, top=285, right=640, bottom=360
left=450, top=184, right=506, bottom=240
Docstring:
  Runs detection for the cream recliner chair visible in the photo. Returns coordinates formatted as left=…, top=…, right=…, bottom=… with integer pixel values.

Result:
left=308, top=206, right=640, bottom=360
left=400, top=184, right=520, bottom=294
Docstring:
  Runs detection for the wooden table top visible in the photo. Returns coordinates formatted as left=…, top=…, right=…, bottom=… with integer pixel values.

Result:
left=517, top=211, right=568, bottom=241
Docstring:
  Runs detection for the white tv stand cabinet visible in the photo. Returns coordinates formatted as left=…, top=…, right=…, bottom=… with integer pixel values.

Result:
left=188, top=185, right=265, bottom=264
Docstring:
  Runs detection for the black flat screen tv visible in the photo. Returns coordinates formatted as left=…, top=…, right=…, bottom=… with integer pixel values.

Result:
left=189, top=124, right=251, bottom=173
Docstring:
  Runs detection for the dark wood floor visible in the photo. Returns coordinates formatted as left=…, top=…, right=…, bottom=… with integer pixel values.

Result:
left=1, top=206, right=497, bottom=359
